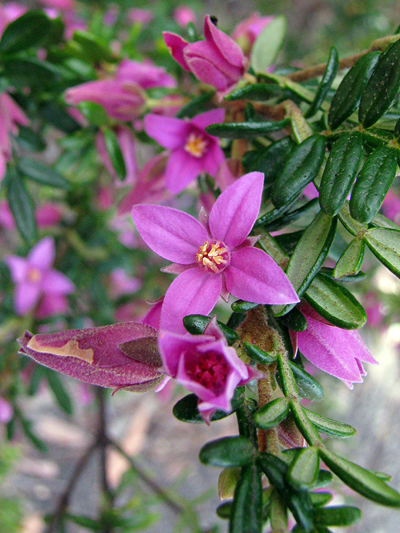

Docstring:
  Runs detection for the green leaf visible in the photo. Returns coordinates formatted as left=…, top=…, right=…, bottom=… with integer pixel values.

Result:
left=314, top=505, right=361, bottom=526
left=288, top=362, right=325, bottom=402
left=278, top=307, right=308, bottom=332
left=359, top=38, right=400, bottom=128
left=173, top=392, right=242, bottom=424
left=243, top=342, right=277, bottom=365
left=274, top=211, right=336, bottom=316
left=217, top=501, right=233, bottom=519
left=310, top=491, right=333, bottom=507
left=262, top=198, right=320, bottom=233
left=258, top=452, right=314, bottom=532
left=19, top=414, right=47, bottom=453
left=3, top=58, right=61, bottom=88
left=364, top=227, right=400, bottom=277
left=349, top=145, right=397, bottom=223
left=251, top=16, right=287, bottom=73
left=304, top=408, right=356, bottom=439
left=320, top=131, right=364, bottom=217
left=40, top=103, right=80, bottom=134
left=205, top=119, right=290, bottom=139
left=7, top=169, right=37, bottom=244
left=0, top=10, right=51, bottom=54
left=287, top=446, right=319, bottom=487
left=314, top=470, right=334, bottom=489
left=15, top=126, right=46, bottom=152
left=305, top=47, right=339, bottom=118
left=18, top=158, right=69, bottom=189
left=231, top=300, right=259, bottom=313
left=253, top=398, right=290, bottom=430
left=244, top=136, right=295, bottom=185
left=319, top=447, right=400, bottom=507
left=77, top=101, right=109, bottom=127
left=333, top=237, right=365, bottom=279
left=72, top=30, right=114, bottom=63
left=44, top=369, right=73, bottom=416
left=182, top=314, right=239, bottom=345
left=200, top=436, right=254, bottom=467
left=271, top=134, right=327, bottom=208
left=102, top=128, right=126, bottom=181
left=226, top=83, right=287, bottom=101
left=304, top=273, right=367, bottom=329
left=328, top=51, right=380, bottom=129
left=229, top=463, right=262, bottom=533
left=175, top=91, right=214, bottom=119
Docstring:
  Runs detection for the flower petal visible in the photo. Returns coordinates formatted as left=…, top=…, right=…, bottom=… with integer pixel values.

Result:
left=203, top=14, right=246, bottom=68
left=165, top=149, right=204, bottom=193
left=209, top=172, right=264, bottom=248
left=43, top=270, right=75, bottom=294
left=28, top=237, right=55, bottom=270
left=144, top=114, right=190, bottom=150
left=202, top=140, right=225, bottom=177
left=225, top=247, right=299, bottom=304
left=190, top=108, right=225, bottom=130
left=163, top=31, right=191, bottom=71
left=132, top=204, right=208, bottom=263
left=15, top=282, right=41, bottom=315
left=5, top=256, right=27, bottom=283
left=160, top=268, right=222, bottom=333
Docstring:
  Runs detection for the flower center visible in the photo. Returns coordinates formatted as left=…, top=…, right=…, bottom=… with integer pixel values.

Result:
left=184, top=132, right=208, bottom=158
left=196, top=240, right=230, bottom=273
left=187, top=351, right=230, bottom=395
left=27, top=267, right=42, bottom=283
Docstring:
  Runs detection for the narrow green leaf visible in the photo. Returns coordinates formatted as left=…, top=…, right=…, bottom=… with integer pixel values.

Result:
left=304, top=408, right=356, bottom=439
left=229, top=463, right=262, bottom=533
left=77, top=101, right=109, bottom=127
left=3, top=58, right=61, bottom=88
left=271, top=134, right=327, bottom=208
left=217, top=502, right=233, bottom=519
left=173, top=392, right=242, bottom=424
left=244, top=136, right=295, bottom=184
left=278, top=307, right=308, bottom=332
left=304, top=273, right=367, bottom=329
left=287, top=446, right=319, bottom=487
left=18, top=158, right=69, bottom=189
left=314, top=470, right=334, bottom=489
left=333, top=238, right=365, bottom=279
left=175, top=91, right=214, bottom=119
left=72, top=30, right=114, bottom=63
left=263, top=198, right=320, bottom=233
left=231, top=300, right=259, bottom=312
left=350, top=145, right=397, bottom=223
left=226, top=83, right=287, bottom=101
left=359, top=38, right=400, bottom=128
left=205, top=119, right=290, bottom=139
left=310, top=492, right=333, bottom=507
left=243, top=343, right=277, bottom=365
left=305, top=47, right=339, bottom=118
left=183, top=314, right=239, bottom=345
left=250, top=16, right=287, bottom=73
left=200, top=436, right=254, bottom=467
left=319, top=447, right=400, bottom=507
left=45, top=369, right=73, bottom=415
left=314, top=505, right=361, bottom=526
left=253, top=398, right=290, bottom=430
left=288, top=362, right=325, bottom=402
left=364, top=227, right=400, bottom=277
left=328, top=51, right=380, bottom=129
left=102, top=128, right=126, bottom=181
left=7, top=170, right=37, bottom=244
left=19, top=415, right=47, bottom=452
left=0, top=10, right=51, bottom=54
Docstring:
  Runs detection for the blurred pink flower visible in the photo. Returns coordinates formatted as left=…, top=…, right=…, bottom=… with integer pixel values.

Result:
left=293, top=303, right=377, bottom=388
left=96, top=126, right=138, bottom=187
left=164, top=15, right=248, bottom=94
left=382, top=189, right=400, bottom=224
left=128, top=8, right=153, bottom=25
left=232, top=13, right=274, bottom=55
left=144, top=108, right=226, bottom=194
left=109, top=268, right=142, bottom=298
left=174, top=6, right=196, bottom=28
left=0, top=200, right=62, bottom=229
left=0, top=93, right=29, bottom=181
left=5, top=237, right=75, bottom=317
left=0, top=397, right=13, bottom=424
left=132, top=172, right=299, bottom=333
left=159, top=317, right=262, bottom=423
left=116, top=59, right=176, bottom=90
left=39, top=0, right=75, bottom=10
left=0, top=4, right=27, bottom=36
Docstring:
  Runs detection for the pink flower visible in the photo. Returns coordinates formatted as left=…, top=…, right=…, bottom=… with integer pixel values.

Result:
left=174, top=7, right=197, bottom=28
left=18, top=322, right=164, bottom=392
left=5, top=237, right=75, bottom=317
left=38, top=0, right=75, bottom=10
left=0, top=93, right=29, bottom=181
left=163, top=15, right=248, bottom=94
left=96, top=126, right=138, bottom=187
left=159, top=317, right=262, bottom=423
left=128, top=8, right=153, bottom=25
left=382, top=189, right=400, bottom=224
left=109, top=268, right=142, bottom=298
left=294, top=304, right=377, bottom=388
left=132, top=172, right=299, bottom=334
left=0, top=200, right=62, bottom=229
left=116, top=59, right=176, bottom=90
left=232, top=13, right=274, bottom=56
left=144, top=108, right=226, bottom=193
left=0, top=397, right=13, bottom=424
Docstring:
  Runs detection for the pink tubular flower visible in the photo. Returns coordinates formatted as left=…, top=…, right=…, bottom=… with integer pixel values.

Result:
left=294, top=304, right=377, bottom=388
left=174, top=7, right=197, bottom=28
left=18, top=322, right=164, bottom=392
left=116, top=59, right=176, bottom=90
left=159, top=317, right=262, bottom=423
left=163, top=15, right=248, bottom=94
left=132, top=172, right=299, bottom=334
left=232, top=13, right=274, bottom=56
left=0, top=93, right=29, bottom=181
left=5, top=237, right=75, bottom=317
left=144, top=108, right=225, bottom=194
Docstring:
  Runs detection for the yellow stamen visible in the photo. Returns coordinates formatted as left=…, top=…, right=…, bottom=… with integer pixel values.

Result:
left=196, top=241, right=230, bottom=273
left=27, top=267, right=42, bottom=283
left=184, top=132, right=208, bottom=158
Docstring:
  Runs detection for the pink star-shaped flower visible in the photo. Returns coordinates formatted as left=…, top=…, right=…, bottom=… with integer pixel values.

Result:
left=132, top=172, right=299, bottom=333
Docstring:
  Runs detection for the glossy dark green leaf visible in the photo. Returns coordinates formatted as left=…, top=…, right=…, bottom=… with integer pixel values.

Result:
left=243, top=342, right=277, bottom=364
left=200, top=436, right=254, bottom=467
left=0, top=10, right=51, bottom=54
left=304, top=408, right=356, bottom=439
left=263, top=198, right=320, bottom=233
left=15, top=127, right=46, bottom=152
left=310, top=492, right=333, bottom=507
left=319, top=448, right=400, bottom=507
left=226, top=83, right=287, bottom=101
left=175, top=91, right=214, bottom=119
left=217, top=501, right=233, bottom=519
left=77, top=101, right=109, bottom=127
left=244, top=137, right=295, bottom=185
left=7, top=170, right=37, bottom=244
left=314, top=470, right=334, bottom=489
left=320, top=131, right=364, bottom=216
left=183, top=314, right=239, bottom=345
left=44, top=369, right=73, bottom=415
left=333, top=237, right=365, bottom=279
left=173, top=392, right=242, bottom=424
left=231, top=300, right=259, bottom=312
left=314, top=506, right=361, bottom=526
left=18, top=158, right=69, bottom=189
left=305, top=273, right=367, bottom=329
left=361, top=126, right=396, bottom=150
left=328, top=51, right=380, bottom=129
left=254, top=195, right=299, bottom=229
left=350, top=145, right=397, bottom=223
left=229, top=463, right=262, bottom=533
left=250, top=15, right=287, bottom=73
left=72, top=30, right=114, bottom=63
left=288, top=362, right=325, bottom=402
left=305, top=47, right=339, bottom=118
left=102, top=128, right=126, bottom=181
left=287, top=446, right=319, bottom=487
left=206, top=119, right=290, bottom=139
left=253, top=398, right=289, bottom=430
left=39, top=103, right=80, bottom=134
left=258, top=452, right=314, bottom=532
left=271, top=134, right=327, bottom=208
left=364, top=227, right=400, bottom=277
left=278, top=307, right=308, bottom=332
left=359, top=38, right=400, bottom=128
left=3, top=58, right=61, bottom=88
